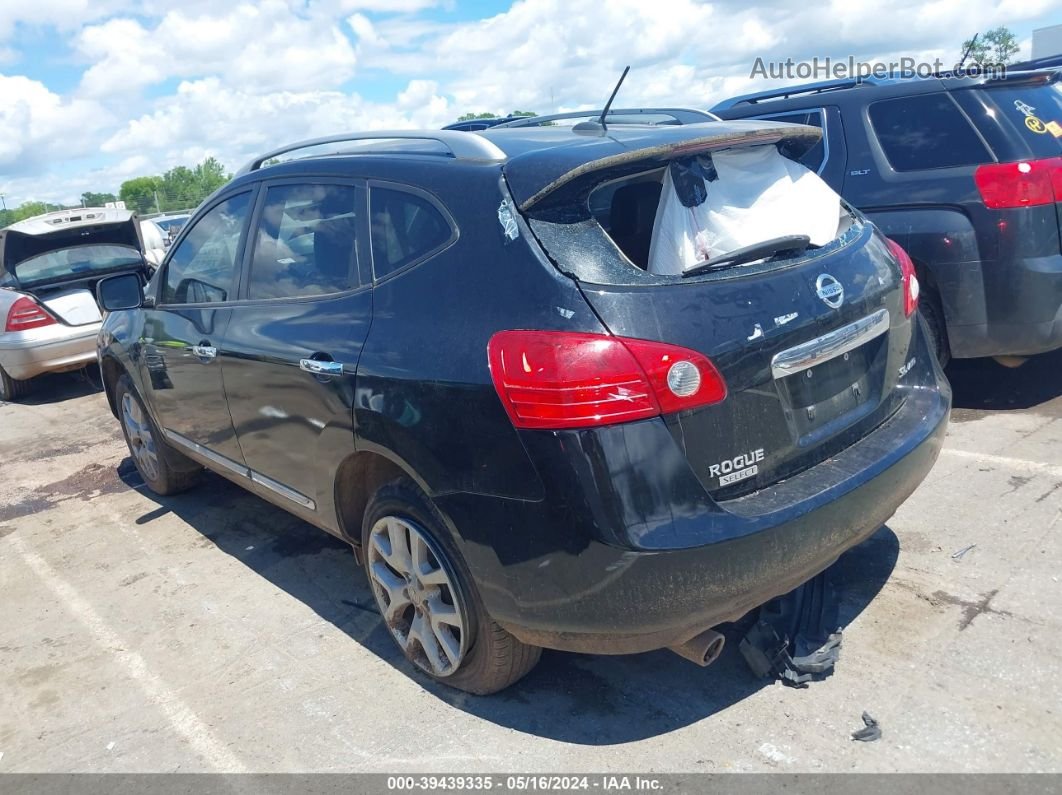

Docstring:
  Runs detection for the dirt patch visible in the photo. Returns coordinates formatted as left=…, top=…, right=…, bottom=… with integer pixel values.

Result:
left=930, top=589, right=1011, bottom=631
left=0, top=461, right=129, bottom=523
left=1036, top=482, right=1062, bottom=503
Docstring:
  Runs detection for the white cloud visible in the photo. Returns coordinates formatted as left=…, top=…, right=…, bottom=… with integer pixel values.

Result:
left=100, top=77, right=451, bottom=173
left=2, top=0, right=1060, bottom=206
left=0, top=0, right=131, bottom=40
left=76, top=1, right=358, bottom=98
left=0, top=74, right=112, bottom=174
left=332, top=0, right=443, bottom=13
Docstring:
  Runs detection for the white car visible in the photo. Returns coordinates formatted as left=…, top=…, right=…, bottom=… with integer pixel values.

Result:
left=0, top=208, right=150, bottom=400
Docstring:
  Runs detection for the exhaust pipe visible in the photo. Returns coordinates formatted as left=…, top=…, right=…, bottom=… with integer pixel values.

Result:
left=669, top=628, right=726, bottom=667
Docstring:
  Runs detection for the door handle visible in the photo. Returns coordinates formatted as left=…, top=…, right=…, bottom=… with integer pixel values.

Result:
left=192, top=344, right=217, bottom=360
left=299, top=358, right=344, bottom=377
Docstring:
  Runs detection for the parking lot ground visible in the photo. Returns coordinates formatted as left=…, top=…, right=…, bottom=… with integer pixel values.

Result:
left=1, top=354, right=1061, bottom=773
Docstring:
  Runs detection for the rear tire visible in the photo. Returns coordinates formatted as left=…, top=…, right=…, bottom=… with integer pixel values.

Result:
left=115, top=374, right=201, bottom=495
left=0, top=365, right=31, bottom=402
left=362, top=478, right=541, bottom=694
left=918, top=296, right=950, bottom=368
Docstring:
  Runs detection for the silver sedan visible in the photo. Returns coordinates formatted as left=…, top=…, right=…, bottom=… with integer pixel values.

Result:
left=0, top=208, right=149, bottom=401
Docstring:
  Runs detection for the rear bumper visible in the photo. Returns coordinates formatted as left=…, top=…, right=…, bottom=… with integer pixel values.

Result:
left=0, top=325, right=100, bottom=380
left=437, top=352, right=950, bottom=655
left=936, top=252, right=1062, bottom=358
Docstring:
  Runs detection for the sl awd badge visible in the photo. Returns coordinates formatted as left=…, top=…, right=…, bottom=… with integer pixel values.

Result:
left=815, top=273, right=844, bottom=309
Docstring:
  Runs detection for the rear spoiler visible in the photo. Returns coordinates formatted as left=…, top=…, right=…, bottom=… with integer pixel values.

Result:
left=978, top=68, right=1061, bottom=89
left=503, top=122, right=821, bottom=214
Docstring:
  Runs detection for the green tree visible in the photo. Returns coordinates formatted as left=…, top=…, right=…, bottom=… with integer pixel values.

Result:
left=119, top=176, right=164, bottom=215
left=12, top=201, right=58, bottom=221
left=81, top=191, right=117, bottom=207
left=510, top=110, right=537, bottom=117
left=193, top=156, right=229, bottom=199
left=962, top=26, right=1021, bottom=66
left=0, top=201, right=64, bottom=227
left=159, top=166, right=198, bottom=210
left=456, top=112, right=498, bottom=122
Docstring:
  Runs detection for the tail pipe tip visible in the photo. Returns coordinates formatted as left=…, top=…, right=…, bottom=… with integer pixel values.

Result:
left=669, top=628, right=726, bottom=667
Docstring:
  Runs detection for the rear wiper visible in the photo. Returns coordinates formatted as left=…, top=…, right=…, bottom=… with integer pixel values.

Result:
left=681, top=235, right=812, bottom=278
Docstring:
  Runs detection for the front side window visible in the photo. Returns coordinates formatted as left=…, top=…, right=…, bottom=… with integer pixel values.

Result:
left=369, top=187, right=454, bottom=280
left=162, top=193, right=251, bottom=304
left=869, top=93, right=991, bottom=171
left=246, top=183, right=359, bottom=300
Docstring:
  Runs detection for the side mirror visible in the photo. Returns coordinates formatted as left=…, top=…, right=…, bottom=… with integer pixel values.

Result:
left=97, top=273, right=144, bottom=312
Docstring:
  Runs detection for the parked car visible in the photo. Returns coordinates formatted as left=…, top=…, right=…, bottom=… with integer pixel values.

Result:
left=0, top=208, right=150, bottom=400
left=443, top=115, right=528, bottom=131
left=151, top=214, right=191, bottom=243
left=96, top=124, right=950, bottom=693
left=713, top=68, right=1062, bottom=365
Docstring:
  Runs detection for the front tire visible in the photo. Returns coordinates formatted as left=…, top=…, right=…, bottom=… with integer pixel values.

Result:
left=362, top=479, right=541, bottom=694
left=115, top=374, right=201, bottom=495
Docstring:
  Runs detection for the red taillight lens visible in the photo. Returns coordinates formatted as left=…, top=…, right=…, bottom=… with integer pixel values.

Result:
left=487, top=330, right=727, bottom=430
left=5, top=296, right=57, bottom=332
left=974, top=156, right=1062, bottom=209
left=885, top=238, right=919, bottom=318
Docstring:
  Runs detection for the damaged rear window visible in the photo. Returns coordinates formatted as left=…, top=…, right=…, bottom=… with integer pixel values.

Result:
left=528, top=144, right=862, bottom=287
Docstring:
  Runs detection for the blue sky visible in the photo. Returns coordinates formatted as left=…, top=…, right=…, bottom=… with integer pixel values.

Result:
left=0, top=0, right=1059, bottom=207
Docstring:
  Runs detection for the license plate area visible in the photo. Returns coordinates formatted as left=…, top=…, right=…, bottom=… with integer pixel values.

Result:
left=772, top=310, right=890, bottom=446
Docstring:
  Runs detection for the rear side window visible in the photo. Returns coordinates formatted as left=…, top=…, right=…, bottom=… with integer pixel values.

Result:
left=369, top=186, right=454, bottom=279
left=247, top=183, right=359, bottom=300
left=979, top=83, right=1062, bottom=158
left=754, top=110, right=827, bottom=172
left=869, top=93, right=991, bottom=171
left=163, top=192, right=251, bottom=305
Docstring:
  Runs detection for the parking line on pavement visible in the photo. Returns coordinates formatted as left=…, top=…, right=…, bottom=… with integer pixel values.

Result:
left=9, top=533, right=248, bottom=773
left=942, top=448, right=1062, bottom=479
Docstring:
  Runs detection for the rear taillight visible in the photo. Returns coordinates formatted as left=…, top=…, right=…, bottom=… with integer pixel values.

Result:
left=5, top=296, right=57, bottom=332
left=487, top=330, right=727, bottom=430
left=974, top=156, right=1062, bottom=209
left=886, top=239, right=919, bottom=318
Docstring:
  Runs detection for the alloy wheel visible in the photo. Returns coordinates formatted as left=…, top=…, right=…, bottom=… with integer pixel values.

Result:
left=367, top=516, right=468, bottom=677
left=122, top=392, right=160, bottom=482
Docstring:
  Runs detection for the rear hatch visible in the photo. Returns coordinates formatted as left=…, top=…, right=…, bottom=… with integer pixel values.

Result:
left=503, top=122, right=918, bottom=498
left=964, top=71, right=1062, bottom=249
left=0, top=211, right=146, bottom=325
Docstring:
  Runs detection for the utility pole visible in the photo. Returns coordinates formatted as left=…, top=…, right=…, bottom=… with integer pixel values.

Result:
left=154, top=191, right=161, bottom=214
left=0, top=193, right=6, bottom=211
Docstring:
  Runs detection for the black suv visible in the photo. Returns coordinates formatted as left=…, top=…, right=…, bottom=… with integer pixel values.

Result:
left=714, top=69, right=1062, bottom=365
left=96, top=123, right=950, bottom=693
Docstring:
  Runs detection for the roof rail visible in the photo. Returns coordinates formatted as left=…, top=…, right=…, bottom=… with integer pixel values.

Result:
left=711, top=77, right=881, bottom=111
left=490, top=107, right=718, bottom=128
left=237, top=130, right=507, bottom=174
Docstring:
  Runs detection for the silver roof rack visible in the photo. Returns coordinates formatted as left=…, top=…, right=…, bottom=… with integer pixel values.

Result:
left=237, top=130, right=507, bottom=174
left=491, top=107, right=719, bottom=128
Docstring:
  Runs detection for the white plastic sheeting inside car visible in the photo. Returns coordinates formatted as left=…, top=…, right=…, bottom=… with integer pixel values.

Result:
left=647, top=145, right=841, bottom=276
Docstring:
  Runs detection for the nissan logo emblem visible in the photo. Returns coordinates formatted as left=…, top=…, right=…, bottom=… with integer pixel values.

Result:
left=815, top=274, right=844, bottom=309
